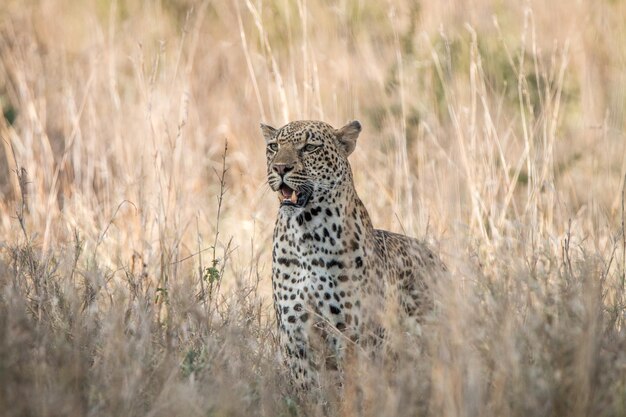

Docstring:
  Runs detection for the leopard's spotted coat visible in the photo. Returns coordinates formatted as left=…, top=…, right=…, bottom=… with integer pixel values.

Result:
left=262, top=120, right=445, bottom=389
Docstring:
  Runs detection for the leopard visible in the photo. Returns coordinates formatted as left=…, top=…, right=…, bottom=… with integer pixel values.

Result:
left=261, top=119, right=445, bottom=390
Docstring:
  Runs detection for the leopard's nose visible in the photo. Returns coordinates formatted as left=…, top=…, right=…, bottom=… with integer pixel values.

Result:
left=273, top=163, right=294, bottom=176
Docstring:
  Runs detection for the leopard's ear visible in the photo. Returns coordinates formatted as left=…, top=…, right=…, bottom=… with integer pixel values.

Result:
left=334, top=120, right=361, bottom=156
left=260, top=123, right=277, bottom=143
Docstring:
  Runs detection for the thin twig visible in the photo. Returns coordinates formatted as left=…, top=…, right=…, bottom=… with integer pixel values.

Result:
left=15, top=167, right=30, bottom=241
left=94, top=200, right=137, bottom=254
left=208, top=140, right=229, bottom=309
left=5, top=136, right=30, bottom=242
left=196, top=215, right=207, bottom=310
left=621, top=174, right=626, bottom=291
left=215, top=238, right=234, bottom=294
left=171, top=246, right=214, bottom=265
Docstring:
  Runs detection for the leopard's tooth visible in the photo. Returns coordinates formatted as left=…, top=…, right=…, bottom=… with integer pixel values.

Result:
left=290, top=190, right=297, bottom=203
left=278, top=193, right=283, bottom=203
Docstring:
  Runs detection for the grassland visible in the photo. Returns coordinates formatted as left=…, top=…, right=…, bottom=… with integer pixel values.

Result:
left=1, top=0, right=626, bottom=416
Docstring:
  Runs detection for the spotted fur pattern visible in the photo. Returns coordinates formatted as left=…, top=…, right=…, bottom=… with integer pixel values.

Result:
left=261, top=120, right=445, bottom=389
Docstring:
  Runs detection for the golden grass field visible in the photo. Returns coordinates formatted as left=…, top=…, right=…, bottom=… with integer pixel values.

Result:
left=1, top=0, right=626, bottom=415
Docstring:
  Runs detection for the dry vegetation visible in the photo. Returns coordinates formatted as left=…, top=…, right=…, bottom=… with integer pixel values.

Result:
left=1, top=0, right=626, bottom=416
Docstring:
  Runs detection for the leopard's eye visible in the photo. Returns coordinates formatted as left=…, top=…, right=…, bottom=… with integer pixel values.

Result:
left=267, top=143, right=278, bottom=152
left=304, top=144, right=320, bottom=152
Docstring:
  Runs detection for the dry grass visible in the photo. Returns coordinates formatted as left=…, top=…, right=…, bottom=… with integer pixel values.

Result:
left=1, top=0, right=626, bottom=416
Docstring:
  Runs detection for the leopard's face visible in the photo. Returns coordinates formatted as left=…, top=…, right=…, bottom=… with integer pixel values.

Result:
left=261, top=120, right=361, bottom=213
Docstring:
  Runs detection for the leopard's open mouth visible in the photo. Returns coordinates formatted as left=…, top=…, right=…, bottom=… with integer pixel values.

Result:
left=278, top=183, right=311, bottom=208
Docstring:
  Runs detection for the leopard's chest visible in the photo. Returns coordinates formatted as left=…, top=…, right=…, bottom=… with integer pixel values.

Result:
left=271, top=209, right=367, bottom=339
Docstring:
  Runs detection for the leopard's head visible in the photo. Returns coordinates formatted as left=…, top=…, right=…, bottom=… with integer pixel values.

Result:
left=261, top=120, right=361, bottom=211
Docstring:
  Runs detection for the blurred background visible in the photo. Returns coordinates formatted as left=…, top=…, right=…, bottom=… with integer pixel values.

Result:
left=1, top=1, right=626, bottom=416
left=1, top=0, right=625, bottom=267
